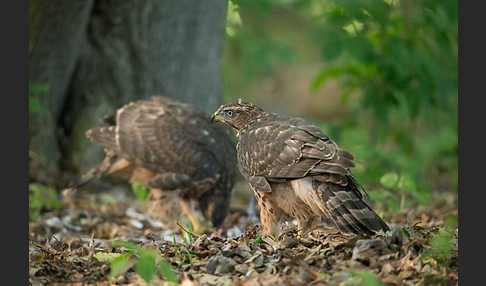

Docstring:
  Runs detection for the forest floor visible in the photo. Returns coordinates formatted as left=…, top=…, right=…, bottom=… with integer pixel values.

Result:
left=29, top=181, right=458, bottom=286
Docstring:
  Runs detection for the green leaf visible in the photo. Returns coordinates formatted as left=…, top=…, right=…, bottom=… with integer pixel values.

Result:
left=380, top=172, right=399, bottom=189
left=135, top=249, right=157, bottom=283
left=343, top=20, right=364, bottom=36
left=387, top=198, right=401, bottom=212
left=368, top=189, right=391, bottom=202
left=131, top=182, right=150, bottom=202
left=226, top=0, right=242, bottom=37
left=29, top=83, right=49, bottom=95
left=94, top=252, right=122, bottom=262
left=112, top=240, right=141, bottom=251
left=29, top=97, right=43, bottom=115
left=311, top=66, right=349, bottom=91
left=401, top=227, right=411, bottom=238
left=100, top=194, right=117, bottom=205
left=422, top=231, right=454, bottom=264
left=29, top=183, right=62, bottom=210
left=29, top=150, right=38, bottom=160
left=350, top=271, right=386, bottom=286
left=110, top=252, right=133, bottom=278
left=255, top=237, right=264, bottom=244
left=443, top=213, right=458, bottom=231
left=158, top=259, right=178, bottom=283
left=398, top=174, right=417, bottom=193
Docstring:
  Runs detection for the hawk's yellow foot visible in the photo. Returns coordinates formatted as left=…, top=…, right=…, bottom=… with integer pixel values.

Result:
left=180, top=200, right=213, bottom=235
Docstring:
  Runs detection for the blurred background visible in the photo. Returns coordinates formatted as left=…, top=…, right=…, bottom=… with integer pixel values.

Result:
left=29, top=0, right=457, bottom=217
left=223, top=0, right=457, bottom=214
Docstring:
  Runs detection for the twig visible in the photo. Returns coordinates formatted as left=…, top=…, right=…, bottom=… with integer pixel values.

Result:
left=176, top=221, right=199, bottom=240
left=29, top=239, right=57, bottom=255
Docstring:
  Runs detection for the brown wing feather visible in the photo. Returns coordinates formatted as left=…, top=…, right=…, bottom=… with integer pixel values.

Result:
left=112, top=97, right=227, bottom=181
left=239, top=116, right=355, bottom=183
left=319, top=181, right=389, bottom=235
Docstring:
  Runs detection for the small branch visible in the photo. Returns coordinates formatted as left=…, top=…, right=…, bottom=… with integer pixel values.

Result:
left=176, top=221, right=199, bottom=240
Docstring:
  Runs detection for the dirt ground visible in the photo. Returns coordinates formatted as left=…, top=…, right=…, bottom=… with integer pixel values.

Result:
left=29, top=181, right=458, bottom=286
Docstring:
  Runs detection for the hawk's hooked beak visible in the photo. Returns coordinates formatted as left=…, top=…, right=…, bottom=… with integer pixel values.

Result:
left=210, top=111, right=223, bottom=123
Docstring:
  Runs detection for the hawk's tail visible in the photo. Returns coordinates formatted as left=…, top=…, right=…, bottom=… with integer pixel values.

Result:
left=320, top=182, right=389, bottom=235
left=64, top=127, right=119, bottom=190
left=85, top=126, right=117, bottom=151
left=67, top=153, right=120, bottom=190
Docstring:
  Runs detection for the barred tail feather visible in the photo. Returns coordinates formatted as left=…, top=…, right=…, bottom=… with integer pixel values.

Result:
left=85, top=126, right=117, bottom=151
left=321, top=183, right=389, bottom=235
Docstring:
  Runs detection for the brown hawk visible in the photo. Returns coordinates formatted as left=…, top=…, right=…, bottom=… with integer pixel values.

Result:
left=211, top=101, right=389, bottom=236
left=76, top=96, right=237, bottom=233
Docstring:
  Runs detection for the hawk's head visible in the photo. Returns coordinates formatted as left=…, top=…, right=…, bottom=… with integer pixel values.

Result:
left=211, top=101, right=265, bottom=132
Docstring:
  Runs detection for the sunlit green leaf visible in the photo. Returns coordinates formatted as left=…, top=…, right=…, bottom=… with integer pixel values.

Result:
left=226, top=0, right=242, bottom=37
left=422, top=230, right=454, bottom=264
left=110, top=252, right=133, bottom=278
left=398, top=174, right=417, bottom=193
left=135, top=249, right=157, bottom=283
left=131, top=182, right=150, bottom=202
left=29, top=183, right=62, bottom=217
left=113, top=240, right=141, bottom=251
left=380, top=173, right=399, bottom=189
left=158, top=259, right=178, bottom=283
left=350, top=271, right=386, bottom=286
left=443, top=214, right=458, bottom=231
left=343, top=20, right=364, bottom=36
left=94, top=252, right=122, bottom=262
left=100, top=194, right=117, bottom=205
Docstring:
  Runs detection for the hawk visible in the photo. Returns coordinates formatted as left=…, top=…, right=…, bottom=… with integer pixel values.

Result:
left=76, top=96, right=237, bottom=233
left=211, top=101, right=389, bottom=236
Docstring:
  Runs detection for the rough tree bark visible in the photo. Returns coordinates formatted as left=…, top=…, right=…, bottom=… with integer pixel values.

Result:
left=29, top=0, right=228, bottom=185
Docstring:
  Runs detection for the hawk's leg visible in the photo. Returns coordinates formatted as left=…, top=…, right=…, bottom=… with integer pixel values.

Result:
left=296, top=215, right=320, bottom=236
left=180, top=199, right=208, bottom=234
left=254, top=191, right=283, bottom=237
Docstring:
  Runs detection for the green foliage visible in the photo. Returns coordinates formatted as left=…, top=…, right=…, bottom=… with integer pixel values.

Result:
left=173, top=227, right=196, bottom=266
left=93, top=252, right=122, bottom=262
left=254, top=237, right=265, bottom=244
left=368, top=189, right=401, bottom=212
left=29, top=83, right=49, bottom=116
left=108, top=240, right=179, bottom=283
left=319, top=116, right=455, bottom=208
left=131, top=182, right=150, bottom=202
left=158, top=259, right=179, bottom=283
left=109, top=252, right=134, bottom=278
left=442, top=213, right=458, bottom=232
left=421, top=213, right=457, bottom=266
left=422, top=230, right=455, bottom=266
left=29, top=150, right=39, bottom=160
left=223, top=1, right=298, bottom=102
left=226, top=0, right=242, bottom=37
left=223, top=0, right=458, bottom=212
left=100, top=194, right=117, bottom=205
left=29, top=97, right=43, bottom=115
left=225, top=30, right=296, bottom=84
left=135, top=249, right=157, bottom=283
left=29, top=183, right=61, bottom=220
left=312, top=0, right=457, bottom=121
left=348, top=271, right=385, bottom=286
left=380, top=172, right=399, bottom=189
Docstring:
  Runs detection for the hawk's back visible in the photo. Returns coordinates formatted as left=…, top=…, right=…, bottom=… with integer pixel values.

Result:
left=87, top=96, right=236, bottom=185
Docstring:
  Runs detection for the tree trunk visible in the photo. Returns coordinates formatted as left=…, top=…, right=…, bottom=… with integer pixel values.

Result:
left=29, top=0, right=228, bottom=186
